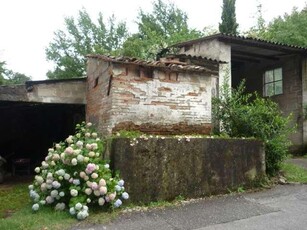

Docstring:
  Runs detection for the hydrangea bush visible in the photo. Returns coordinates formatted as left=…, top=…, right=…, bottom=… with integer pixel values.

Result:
left=29, top=122, right=129, bottom=220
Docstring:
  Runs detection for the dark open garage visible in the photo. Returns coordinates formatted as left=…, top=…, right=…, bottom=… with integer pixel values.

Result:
left=0, top=78, right=86, bottom=177
left=0, top=101, right=85, bottom=175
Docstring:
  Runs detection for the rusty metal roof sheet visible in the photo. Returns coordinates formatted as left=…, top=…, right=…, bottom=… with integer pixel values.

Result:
left=86, top=54, right=219, bottom=74
left=173, top=33, right=307, bottom=53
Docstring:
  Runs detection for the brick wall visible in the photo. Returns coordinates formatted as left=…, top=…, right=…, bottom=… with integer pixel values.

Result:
left=86, top=58, right=218, bottom=135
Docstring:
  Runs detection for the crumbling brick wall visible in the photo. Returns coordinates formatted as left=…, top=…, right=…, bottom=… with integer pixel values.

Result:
left=86, top=57, right=218, bottom=135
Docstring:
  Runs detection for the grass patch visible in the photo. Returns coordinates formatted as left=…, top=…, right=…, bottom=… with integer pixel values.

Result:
left=0, top=183, right=29, bottom=218
left=281, top=162, right=307, bottom=183
left=0, top=205, right=76, bottom=230
left=0, top=182, right=120, bottom=230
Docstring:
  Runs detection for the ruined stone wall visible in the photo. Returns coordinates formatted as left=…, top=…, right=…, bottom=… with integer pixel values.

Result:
left=86, top=58, right=218, bottom=135
left=111, top=137, right=265, bottom=203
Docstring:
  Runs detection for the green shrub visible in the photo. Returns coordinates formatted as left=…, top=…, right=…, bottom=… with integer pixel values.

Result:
left=213, top=80, right=294, bottom=176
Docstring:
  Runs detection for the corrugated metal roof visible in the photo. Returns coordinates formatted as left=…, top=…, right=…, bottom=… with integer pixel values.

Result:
left=173, top=33, right=307, bottom=53
left=87, top=54, right=219, bottom=73
left=170, top=54, right=227, bottom=63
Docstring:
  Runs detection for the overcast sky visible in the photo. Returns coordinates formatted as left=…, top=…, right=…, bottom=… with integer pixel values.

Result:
left=0, top=0, right=306, bottom=80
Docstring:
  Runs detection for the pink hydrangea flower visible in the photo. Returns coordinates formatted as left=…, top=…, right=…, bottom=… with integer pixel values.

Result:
left=86, top=163, right=96, bottom=174
left=65, top=147, right=74, bottom=155
left=91, top=182, right=98, bottom=190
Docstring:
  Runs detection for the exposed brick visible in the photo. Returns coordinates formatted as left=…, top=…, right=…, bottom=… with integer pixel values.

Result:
left=158, top=87, right=172, bottom=92
left=86, top=58, right=218, bottom=136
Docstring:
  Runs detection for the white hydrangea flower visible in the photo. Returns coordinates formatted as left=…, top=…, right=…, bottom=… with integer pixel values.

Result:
left=64, top=173, right=70, bottom=180
left=55, top=143, right=61, bottom=149
left=32, top=203, right=39, bottom=211
left=75, top=203, right=82, bottom=210
left=91, top=143, right=98, bottom=150
left=99, top=186, right=107, bottom=195
left=85, top=188, right=92, bottom=195
left=48, top=148, right=54, bottom=153
left=76, top=141, right=83, bottom=148
left=71, top=158, right=78, bottom=166
left=118, top=179, right=124, bottom=187
left=59, top=191, right=65, bottom=197
left=69, top=207, right=76, bottom=215
left=70, top=189, right=78, bottom=197
left=73, top=179, right=80, bottom=185
left=77, top=154, right=84, bottom=162
left=56, top=169, right=65, bottom=176
left=98, top=197, right=105, bottom=206
left=52, top=181, right=61, bottom=189
left=46, top=196, right=54, bottom=204
left=114, top=199, right=122, bottom=208
left=84, top=157, right=89, bottom=163
left=122, top=192, right=129, bottom=200
left=50, top=190, right=59, bottom=198
left=115, top=185, right=121, bottom=192
left=40, top=200, right=46, bottom=205
left=34, top=167, right=40, bottom=173
left=94, top=190, right=100, bottom=197
left=99, top=178, right=106, bottom=187
left=91, top=173, right=98, bottom=179
left=35, top=176, right=44, bottom=184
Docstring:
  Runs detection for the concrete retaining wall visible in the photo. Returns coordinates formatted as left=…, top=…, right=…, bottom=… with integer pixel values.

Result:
left=110, top=137, right=265, bottom=203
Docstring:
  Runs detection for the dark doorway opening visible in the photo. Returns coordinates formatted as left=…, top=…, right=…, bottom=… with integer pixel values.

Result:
left=0, top=102, right=85, bottom=174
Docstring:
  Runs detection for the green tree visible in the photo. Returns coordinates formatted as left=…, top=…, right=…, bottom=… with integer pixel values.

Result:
left=247, top=6, right=307, bottom=47
left=219, top=0, right=239, bottom=34
left=0, top=61, right=6, bottom=85
left=0, top=61, right=31, bottom=85
left=245, top=3, right=266, bottom=38
left=261, top=7, right=307, bottom=47
left=46, top=9, right=128, bottom=79
left=122, top=0, right=202, bottom=60
left=5, top=71, right=31, bottom=85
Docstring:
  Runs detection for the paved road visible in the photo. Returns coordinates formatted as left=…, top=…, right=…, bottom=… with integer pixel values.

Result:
left=286, top=158, right=307, bottom=169
left=73, top=184, right=307, bottom=230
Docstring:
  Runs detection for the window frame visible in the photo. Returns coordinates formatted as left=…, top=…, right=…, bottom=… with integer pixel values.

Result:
left=263, top=67, right=283, bottom=97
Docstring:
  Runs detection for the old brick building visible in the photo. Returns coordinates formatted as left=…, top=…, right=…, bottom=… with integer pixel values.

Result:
left=86, top=55, right=220, bottom=135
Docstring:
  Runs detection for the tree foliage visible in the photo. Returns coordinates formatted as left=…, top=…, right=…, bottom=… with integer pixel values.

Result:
left=0, top=61, right=31, bottom=85
left=213, top=80, right=293, bottom=176
left=263, top=7, right=307, bottom=47
left=46, top=1, right=203, bottom=79
left=219, top=0, right=239, bottom=34
left=46, top=9, right=128, bottom=79
left=0, top=61, right=6, bottom=85
left=122, top=0, right=202, bottom=60
left=245, top=4, right=266, bottom=38
left=247, top=6, right=307, bottom=47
